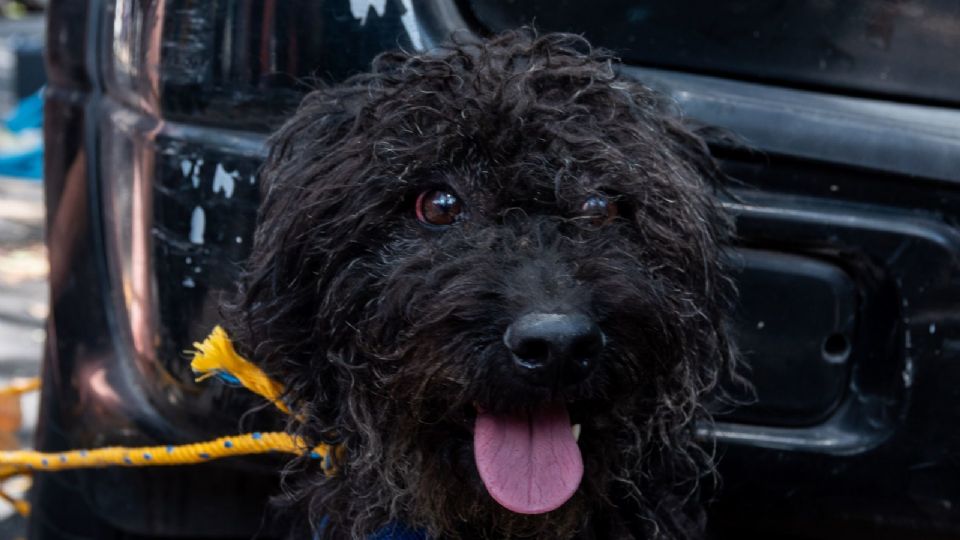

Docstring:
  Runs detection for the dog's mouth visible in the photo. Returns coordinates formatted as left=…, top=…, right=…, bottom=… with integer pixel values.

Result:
left=473, top=403, right=583, bottom=515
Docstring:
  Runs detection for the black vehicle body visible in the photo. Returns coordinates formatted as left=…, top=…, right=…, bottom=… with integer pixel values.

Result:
left=35, top=1, right=960, bottom=539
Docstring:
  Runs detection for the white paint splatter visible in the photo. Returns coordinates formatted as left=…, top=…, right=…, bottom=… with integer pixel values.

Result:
left=902, top=357, right=915, bottom=388
left=930, top=323, right=937, bottom=334
left=182, top=277, right=195, bottom=288
left=756, top=320, right=765, bottom=330
left=185, top=256, right=192, bottom=264
left=235, top=236, right=243, bottom=244
left=399, top=0, right=423, bottom=49
left=192, top=158, right=204, bottom=188
left=213, top=163, right=237, bottom=198
left=348, top=0, right=422, bottom=49
left=180, top=159, right=192, bottom=178
left=189, top=206, right=205, bottom=244
left=349, top=0, right=386, bottom=24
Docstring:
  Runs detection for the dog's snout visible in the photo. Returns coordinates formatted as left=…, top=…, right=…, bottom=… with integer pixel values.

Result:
left=504, top=312, right=604, bottom=386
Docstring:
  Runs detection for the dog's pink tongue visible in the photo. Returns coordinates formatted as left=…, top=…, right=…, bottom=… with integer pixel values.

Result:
left=473, top=404, right=583, bottom=514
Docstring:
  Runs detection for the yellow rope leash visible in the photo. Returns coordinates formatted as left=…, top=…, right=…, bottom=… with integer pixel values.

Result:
left=191, top=325, right=291, bottom=414
left=0, top=325, right=339, bottom=517
left=0, top=485, right=29, bottom=517
left=0, top=431, right=331, bottom=473
left=0, top=377, right=40, bottom=397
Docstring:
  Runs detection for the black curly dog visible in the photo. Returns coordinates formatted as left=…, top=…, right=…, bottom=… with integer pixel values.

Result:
left=225, top=31, right=737, bottom=539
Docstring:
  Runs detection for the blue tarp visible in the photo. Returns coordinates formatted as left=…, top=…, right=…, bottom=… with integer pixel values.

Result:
left=0, top=88, right=42, bottom=180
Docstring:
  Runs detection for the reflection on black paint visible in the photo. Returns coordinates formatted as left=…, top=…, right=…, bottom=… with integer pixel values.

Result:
left=160, top=0, right=416, bottom=130
left=467, top=0, right=960, bottom=105
left=153, top=142, right=261, bottom=381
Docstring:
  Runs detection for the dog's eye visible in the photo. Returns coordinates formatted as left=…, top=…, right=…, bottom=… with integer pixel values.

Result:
left=416, top=189, right=464, bottom=226
left=580, top=196, right=618, bottom=227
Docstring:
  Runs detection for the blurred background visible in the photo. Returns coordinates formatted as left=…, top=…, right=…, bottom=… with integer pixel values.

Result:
left=6, top=1, right=960, bottom=539
left=0, top=0, right=47, bottom=537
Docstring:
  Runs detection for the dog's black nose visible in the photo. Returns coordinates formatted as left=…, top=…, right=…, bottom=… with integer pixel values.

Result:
left=504, top=312, right=604, bottom=386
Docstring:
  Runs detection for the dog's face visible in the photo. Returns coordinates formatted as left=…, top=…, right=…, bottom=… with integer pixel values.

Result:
left=227, top=32, right=735, bottom=539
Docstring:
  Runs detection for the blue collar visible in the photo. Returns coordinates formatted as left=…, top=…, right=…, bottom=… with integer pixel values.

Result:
left=315, top=519, right=427, bottom=540
left=368, top=523, right=428, bottom=540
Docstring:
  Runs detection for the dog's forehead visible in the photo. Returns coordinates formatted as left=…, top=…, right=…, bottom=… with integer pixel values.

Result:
left=406, top=117, right=662, bottom=210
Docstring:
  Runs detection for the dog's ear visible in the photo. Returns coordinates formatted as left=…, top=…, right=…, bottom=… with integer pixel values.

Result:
left=660, top=115, right=742, bottom=393
left=222, top=87, right=372, bottom=427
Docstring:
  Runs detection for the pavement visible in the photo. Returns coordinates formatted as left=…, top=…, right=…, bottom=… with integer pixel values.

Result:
left=0, top=176, right=45, bottom=537
left=0, top=177, right=45, bottom=373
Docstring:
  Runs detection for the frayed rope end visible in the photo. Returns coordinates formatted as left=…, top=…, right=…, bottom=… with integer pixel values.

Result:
left=191, top=325, right=291, bottom=415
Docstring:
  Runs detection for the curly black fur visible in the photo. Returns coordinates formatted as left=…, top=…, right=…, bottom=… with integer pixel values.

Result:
left=224, top=30, right=737, bottom=539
